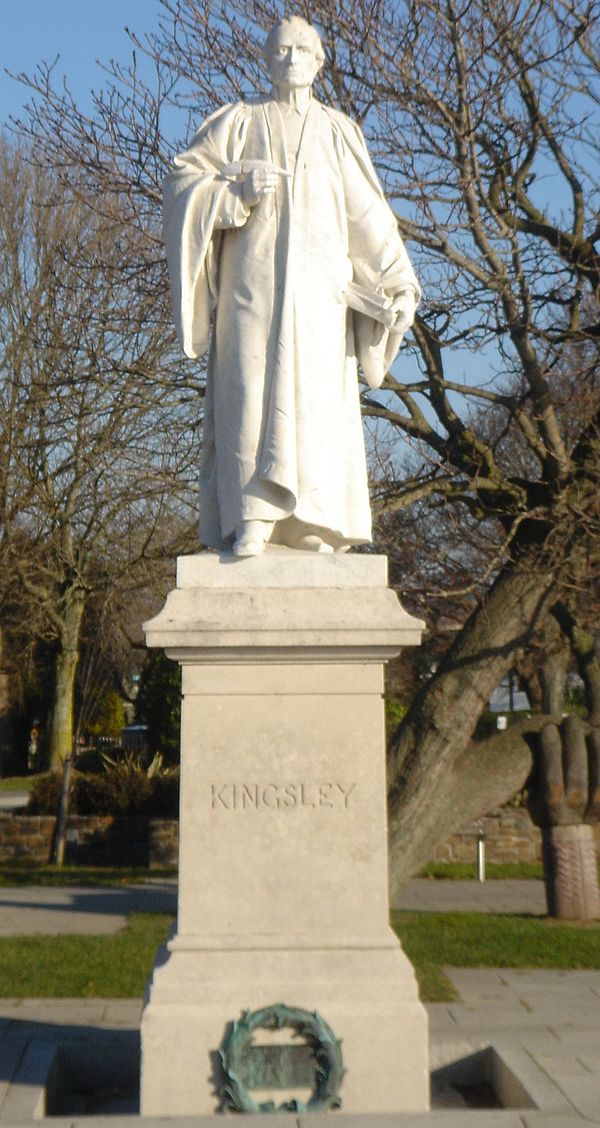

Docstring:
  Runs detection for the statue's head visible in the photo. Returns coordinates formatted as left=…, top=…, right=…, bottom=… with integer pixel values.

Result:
left=264, top=16, right=324, bottom=89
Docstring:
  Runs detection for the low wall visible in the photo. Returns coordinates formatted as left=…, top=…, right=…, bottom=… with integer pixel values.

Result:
left=1, top=808, right=598, bottom=869
left=430, top=807, right=600, bottom=865
left=0, top=814, right=178, bottom=868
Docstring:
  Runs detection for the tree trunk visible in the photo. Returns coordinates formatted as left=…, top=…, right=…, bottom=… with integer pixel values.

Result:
left=48, top=592, right=85, bottom=768
left=0, top=626, right=13, bottom=776
left=542, top=825, right=600, bottom=921
left=387, top=557, right=557, bottom=891
left=539, top=651, right=568, bottom=715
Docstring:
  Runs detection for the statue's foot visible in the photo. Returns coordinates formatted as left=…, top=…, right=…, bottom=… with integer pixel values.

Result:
left=233, top=537, right=263, bottom=557
left=233, top=520, right=272, bottom=557
left=293, top=534, right=334, bottom=552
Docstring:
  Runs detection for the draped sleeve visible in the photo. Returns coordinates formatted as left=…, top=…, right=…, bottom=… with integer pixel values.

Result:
left=323, top=107, right=421, bottom=383
left=162, top=103, right=253, bottom=358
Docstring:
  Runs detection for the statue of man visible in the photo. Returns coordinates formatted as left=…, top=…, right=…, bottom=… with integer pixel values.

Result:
left=163, top=16, right=420, bottom=556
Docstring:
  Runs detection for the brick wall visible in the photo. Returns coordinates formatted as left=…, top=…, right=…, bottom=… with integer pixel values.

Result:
left=430, top=807, right=600, bottom=865
left=2, top=808, right=599, bottom=870
left=0, top=814, right=179, bottom=868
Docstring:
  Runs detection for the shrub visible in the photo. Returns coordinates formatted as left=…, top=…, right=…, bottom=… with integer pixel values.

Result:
left=26, top=771, right=63, bottom=814
left=142, top=773, right=180, bottom=818
left=385, top=697, right=407, bottom=739
left=74, top=771, right=151, bottom=816
left=25, top=769, right=180, bottom=818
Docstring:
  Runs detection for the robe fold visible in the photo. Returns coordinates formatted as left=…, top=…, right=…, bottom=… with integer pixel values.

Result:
left=163, top=96, right=420, bottom=549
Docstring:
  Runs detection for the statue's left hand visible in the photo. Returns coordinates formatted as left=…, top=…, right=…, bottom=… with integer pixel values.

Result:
left=390, top=289, right=417, bottom=336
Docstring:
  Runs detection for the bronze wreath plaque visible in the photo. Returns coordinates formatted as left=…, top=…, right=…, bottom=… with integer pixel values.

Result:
left=219, top=1002, right=344, bottom=1113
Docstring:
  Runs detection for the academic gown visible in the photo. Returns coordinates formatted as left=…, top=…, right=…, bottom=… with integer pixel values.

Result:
left=163, top=96, right=420, bottom=549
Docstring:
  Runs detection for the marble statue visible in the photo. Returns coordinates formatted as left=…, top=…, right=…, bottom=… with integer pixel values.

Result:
left=163, top=16, right=420, bottom=556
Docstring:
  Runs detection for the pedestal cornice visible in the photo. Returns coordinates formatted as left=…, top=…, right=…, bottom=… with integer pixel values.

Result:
left=143, top=552, right=424, bottom=663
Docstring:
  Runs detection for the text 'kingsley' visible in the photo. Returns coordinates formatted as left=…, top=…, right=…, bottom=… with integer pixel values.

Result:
left=210, top=782, right=357, bottom=812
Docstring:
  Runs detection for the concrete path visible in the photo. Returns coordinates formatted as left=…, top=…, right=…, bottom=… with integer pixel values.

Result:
left=0, top=877, right=546, bottom=935
left=1, top=975, right=599, bottom=1124
left=393, top=879, right=548, bottom=916
left=0, top=880, right=177, bottom=936
left=0, top=878, right=599, bottom=1124
left=0, top=791, right=29, bottom=812
left=430, top=968, right=600, bottom=1121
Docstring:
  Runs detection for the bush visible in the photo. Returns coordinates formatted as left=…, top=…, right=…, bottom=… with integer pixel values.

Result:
left=26, top=771, right=62, bottom=814
left=142, top=773, right=180, bottom=818
left=74, top=771, right=151, bottom=816
left=25, top=769, right=180, bottom=818
left=385, top=697, right=407, bottom=739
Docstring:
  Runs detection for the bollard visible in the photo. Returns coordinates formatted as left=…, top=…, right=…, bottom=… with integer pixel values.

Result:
left=475, top=821, right=486, bottom=882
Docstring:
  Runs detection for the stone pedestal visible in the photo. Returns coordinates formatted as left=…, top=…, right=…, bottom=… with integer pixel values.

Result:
left=140, top=551, right=429, bottom=1115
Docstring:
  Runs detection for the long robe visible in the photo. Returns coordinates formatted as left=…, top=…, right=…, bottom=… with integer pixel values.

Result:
left=163, top=96, right=420, bottom=549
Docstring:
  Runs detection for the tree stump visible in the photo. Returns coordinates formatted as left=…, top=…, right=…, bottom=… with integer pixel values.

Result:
left=529, top=716, right=600, bottom=921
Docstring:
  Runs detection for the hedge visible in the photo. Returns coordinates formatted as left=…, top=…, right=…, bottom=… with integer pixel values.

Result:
left=26, top=770, right=180, bottom=819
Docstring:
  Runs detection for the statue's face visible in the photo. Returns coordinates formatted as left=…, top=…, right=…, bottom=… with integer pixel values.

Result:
left=267, top=24, right=321, bottom=89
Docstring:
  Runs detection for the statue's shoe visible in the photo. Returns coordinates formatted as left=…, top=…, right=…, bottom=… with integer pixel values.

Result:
left=232, top=519, right=273, bottom=556
left=288, top=533, right=334, bottom=552
left=232, top=535, right=265, bottom=557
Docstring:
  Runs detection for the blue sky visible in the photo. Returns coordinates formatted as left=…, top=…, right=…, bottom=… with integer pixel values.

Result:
left=0, top=0, right=164, bottom=126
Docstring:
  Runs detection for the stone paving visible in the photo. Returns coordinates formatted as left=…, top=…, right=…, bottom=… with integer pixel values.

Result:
left=0, top=881, right=177, bottom=937
left=393, top=879, right=548, bottom=916
left=0, top=879, right=598, bottom=1125
left=0, top=877, right=548, bottom=936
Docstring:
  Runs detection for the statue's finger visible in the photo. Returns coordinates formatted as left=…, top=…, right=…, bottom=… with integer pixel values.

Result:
left=563, top=713, right=588, bottom=818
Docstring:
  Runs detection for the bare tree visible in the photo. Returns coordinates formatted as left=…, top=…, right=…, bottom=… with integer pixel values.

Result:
left=0, top=140, right=199, bottom=766
left=10, top=1, right=600, bottom=908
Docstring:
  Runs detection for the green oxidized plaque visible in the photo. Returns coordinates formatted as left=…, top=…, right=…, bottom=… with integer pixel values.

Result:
left=219, top=1002, right=344, bottom=1113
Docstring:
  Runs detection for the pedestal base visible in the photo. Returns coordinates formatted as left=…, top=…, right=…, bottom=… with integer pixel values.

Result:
left=141, top=937, right=428, bottom=1115
left=140, top=552, right=428, bottom=1115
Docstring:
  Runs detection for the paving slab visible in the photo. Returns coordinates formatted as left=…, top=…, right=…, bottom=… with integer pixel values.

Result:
left=0, top=880, right=598, bottom=1124
left=0, top=999, right=142, bottom=1031
left=0, top=877, right=550, bottom=936
left=0, top=883, right=177, bottom=937
left=0, top=792, right=29, bottom=812
left=522, top=1118, right=600, bottom=1127
left=393, top=880, right=548, bottom=915
left=0, top=1040, right=57, bottom=1121
left=299, top=1118, right=527, bottom=1128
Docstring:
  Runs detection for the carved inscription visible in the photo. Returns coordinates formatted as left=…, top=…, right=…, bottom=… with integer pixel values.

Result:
left=210, top=782, right=356, bottom=811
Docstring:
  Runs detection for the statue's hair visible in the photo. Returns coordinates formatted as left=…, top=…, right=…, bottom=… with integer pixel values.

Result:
left=264, top=16, right=325, bottom=66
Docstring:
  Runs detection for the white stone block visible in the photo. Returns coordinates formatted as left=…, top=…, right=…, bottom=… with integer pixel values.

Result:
left=141, top=553, right=428, bottom=1115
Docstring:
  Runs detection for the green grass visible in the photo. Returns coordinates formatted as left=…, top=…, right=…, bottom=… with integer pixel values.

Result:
left=418, top=861, right=545, bottom=880
left=0, top=864, right=177, bottom=887
left=0, top=775, right=38, bottom=792
left=393, top=910, right=600, bottom=1002
left=0, top=908, right=597, bottom=1001
left=419, top=860, right=600, bottom=881
left=0, top=913, right=172, bottom=997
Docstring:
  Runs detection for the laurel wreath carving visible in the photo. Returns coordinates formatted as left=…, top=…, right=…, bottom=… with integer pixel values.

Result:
left=219, top=1002, right=345, bottom=1113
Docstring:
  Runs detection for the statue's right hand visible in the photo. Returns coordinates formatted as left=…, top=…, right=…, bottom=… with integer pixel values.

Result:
left=241, top=167, right=282, bottom=207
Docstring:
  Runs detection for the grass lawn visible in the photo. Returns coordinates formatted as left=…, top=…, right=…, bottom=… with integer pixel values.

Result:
left=419, top=861, right=545, bottom=880
left=0, top=914, right=172, bottom=997
left=392, top=910, right=600, bottom=1002
left=0, top=775, right=38, bottom=792
left=0, top=909, right=597, bottom=1001
left=0, top=864, right=177, bottom=887
left=420, top=860, right=600, bottom=882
